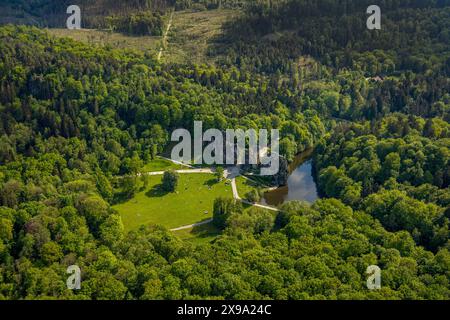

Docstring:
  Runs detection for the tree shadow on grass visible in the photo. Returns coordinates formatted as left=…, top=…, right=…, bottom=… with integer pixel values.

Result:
left=190, top=222, right=220, bottom=240
left=113, top=191, right=135, bottom=205
left=204, top=178, right=218, bottom=187
left=145, top=184, right=170, bottom=198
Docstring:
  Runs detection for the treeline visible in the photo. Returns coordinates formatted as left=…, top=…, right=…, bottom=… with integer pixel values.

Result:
left=240, top=0, right=450, bottom=35
left=0, top=0, right=171, bottom=28
left=174, top=0, right=247, bottom=11
left=106, top=11, right=164, bottom=36
left=219, top=0, right=450, bottom=73
left=0, top=0, right=248, bottom=28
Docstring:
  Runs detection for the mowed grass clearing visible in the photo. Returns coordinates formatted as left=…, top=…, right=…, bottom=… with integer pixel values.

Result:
left=141, top=157, right=184, bottom=172
left=47, top=9, right=239, bottom=65
left=114, top=173, right=232, bottom=231
left=235, top=176, right=266, bottom=198
left=172, top=223, right=220, bottom=244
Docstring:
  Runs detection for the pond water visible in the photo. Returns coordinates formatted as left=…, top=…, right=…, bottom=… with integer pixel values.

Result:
left=261, top=149, right=319, bottom=206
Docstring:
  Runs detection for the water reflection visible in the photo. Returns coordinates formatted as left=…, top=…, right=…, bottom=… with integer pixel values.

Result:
left=262, top=150, right=319, bottom=206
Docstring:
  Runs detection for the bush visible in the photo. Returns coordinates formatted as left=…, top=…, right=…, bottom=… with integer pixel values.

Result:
left=245, top=189, right=261, bottom=203
left=213, top=197, right=242, bottom=229
left=162, top=170, right=179, bottom=192
left=191, top=3, right=207, bottom=12
left=215, top=167, right=224, bottom=182
left=106, top=12, right=164, bottom=36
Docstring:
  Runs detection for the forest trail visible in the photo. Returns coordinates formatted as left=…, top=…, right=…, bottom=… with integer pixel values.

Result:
left=157, top=10, right=174, bottom=61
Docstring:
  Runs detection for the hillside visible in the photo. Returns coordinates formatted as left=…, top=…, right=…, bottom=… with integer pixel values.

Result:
left=46, top=9, right=239, bottom=65
left=0, top=0, right=448, bottom=301
left=0, top=0, right=170, bottom=27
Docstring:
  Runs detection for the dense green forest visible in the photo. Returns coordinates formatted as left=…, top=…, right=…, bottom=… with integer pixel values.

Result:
left=0, top=0, right=169, bottom=32
left=105, top=12, right=165, bottom=36
left=0, top=0, right=449, bottom=300
left=315, top=114, right=449, bottom=251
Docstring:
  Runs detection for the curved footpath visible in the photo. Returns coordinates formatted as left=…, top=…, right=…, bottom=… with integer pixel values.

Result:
left=133, top=157, right=280, bottom=231
left=139, top=168, right=213, bottom=176
left=162, top=165, right=279, bottom=231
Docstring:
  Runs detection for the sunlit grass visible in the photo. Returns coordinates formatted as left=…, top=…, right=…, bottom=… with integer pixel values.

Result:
left=114, top=173, right=232, bottom=231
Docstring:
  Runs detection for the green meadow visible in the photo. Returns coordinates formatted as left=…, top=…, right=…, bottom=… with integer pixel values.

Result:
left=235, top=176, right=266, bottom=198
left=114, top=173, right=232, bottom=231
left=172, top=223, right=221, bottom=244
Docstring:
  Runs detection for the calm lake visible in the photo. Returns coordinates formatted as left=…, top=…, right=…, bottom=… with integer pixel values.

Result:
left=262, top=149, right=319, bottom=206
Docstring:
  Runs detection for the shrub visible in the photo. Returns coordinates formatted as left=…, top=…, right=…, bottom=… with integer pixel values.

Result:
left=162, top=170, right=179, bottom=192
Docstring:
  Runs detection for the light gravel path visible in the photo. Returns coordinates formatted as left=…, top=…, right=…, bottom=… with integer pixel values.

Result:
left=133, top=162, right=281, bottom=230
left=157, top=11, right=174, bottom=61
left=230, top=177, right=240, bottom=200
left=140, top=168, right=214, bottom=176
left=170, top=219, right=213, bottom=231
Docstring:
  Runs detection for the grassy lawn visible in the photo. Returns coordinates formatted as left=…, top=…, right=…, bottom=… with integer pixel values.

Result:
left=242, top=175, right=273, bottom=188
left=172, top=223, right=220, bottom=244
left=141, top=158, right=184, bottom=172
left=114, top=173, right=232, bottom=231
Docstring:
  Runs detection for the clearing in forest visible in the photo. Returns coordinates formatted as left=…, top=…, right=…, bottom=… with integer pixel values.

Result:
left=114, top=173, right=232, bottom=231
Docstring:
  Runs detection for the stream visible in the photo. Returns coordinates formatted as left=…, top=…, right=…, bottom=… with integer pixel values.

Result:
left=261, top=149, right=319, bottom=206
